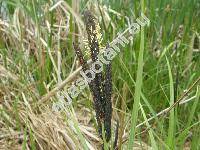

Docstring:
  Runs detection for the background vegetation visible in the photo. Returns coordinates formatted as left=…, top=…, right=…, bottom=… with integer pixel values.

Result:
left=0, top=0, right=199, bottom=149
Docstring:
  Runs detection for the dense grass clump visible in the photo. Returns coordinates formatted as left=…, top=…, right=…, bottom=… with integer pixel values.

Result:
left=0, top=0, right=199, bottom=149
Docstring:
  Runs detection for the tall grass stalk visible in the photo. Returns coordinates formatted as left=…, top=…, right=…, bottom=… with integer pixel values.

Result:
left=166, top=57, right=175, bottom=149
left=127, top=0, right=145, bottom=148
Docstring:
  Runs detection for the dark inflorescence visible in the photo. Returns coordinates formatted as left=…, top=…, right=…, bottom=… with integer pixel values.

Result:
left=73, top=10, right=112, bottom=142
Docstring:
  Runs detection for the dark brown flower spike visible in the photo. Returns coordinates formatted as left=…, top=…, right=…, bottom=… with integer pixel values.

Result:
left=103, top=45, right=112, bottom=141
left=73, top=43, right=88, bottom=72
left=84, top=10, right=105, bottom=137
left=73, top=10, right=112, bottom=143
left=73, top=42, right=95, bottom=96
left=83, top=10, right=100, bottom=61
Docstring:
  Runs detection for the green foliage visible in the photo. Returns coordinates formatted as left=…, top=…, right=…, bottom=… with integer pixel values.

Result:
left=0, top=0, right=199, bottom=149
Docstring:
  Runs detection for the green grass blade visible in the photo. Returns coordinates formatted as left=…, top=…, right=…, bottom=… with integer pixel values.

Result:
left=140, top=104, right=158, bottom=150
left=128, top=0, right=145, bottom=148
left=177, top=86, right=200, bottom=147
left=69, top=106, right=89, bottom=150
left=166, top=57, right=175, bottom=149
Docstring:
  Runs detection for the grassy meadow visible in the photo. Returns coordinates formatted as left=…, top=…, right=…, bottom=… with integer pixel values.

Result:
left=0, top=0, right=200, bottom=149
